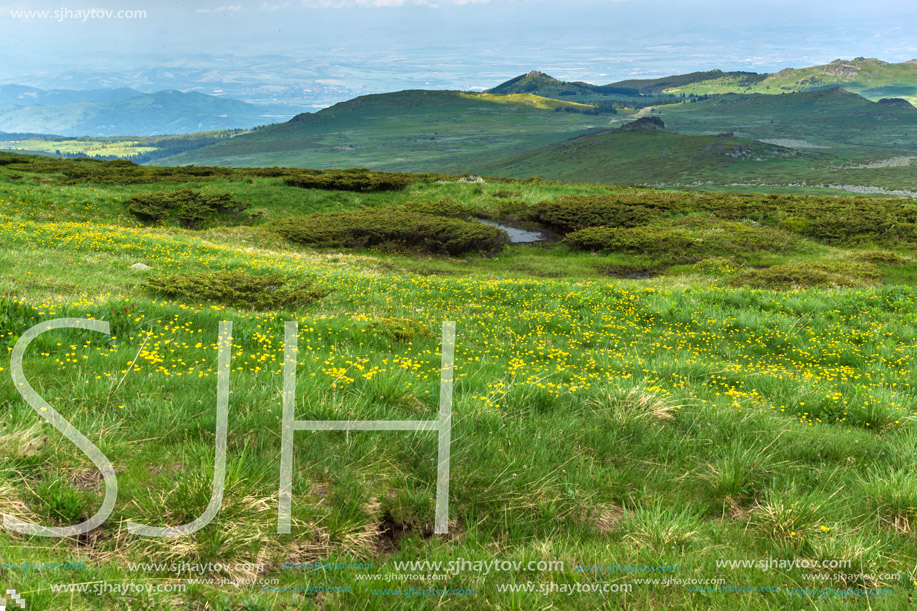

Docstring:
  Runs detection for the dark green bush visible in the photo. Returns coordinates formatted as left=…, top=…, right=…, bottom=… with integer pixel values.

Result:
left=853, top=250, right=911, bottom=266
left=145, top=270, right=328, bottom=310
left=565, top=218, right=799, bottom=259
left=535, top=192, right=917, bottom=246
left=730, top=262, right=880, bottom=289
left=284, top=168, right=416, bottom=192
left=401, top=199, right=476, bottom=218
left=125, top=189, right=253, bottom=229
left=777, top=215, right=810, bottom=233
left=565, top=225, right=691, bottom=254
left=271, top=207, right=508, bottom=256
left=535, top=196, right=664, bottom=232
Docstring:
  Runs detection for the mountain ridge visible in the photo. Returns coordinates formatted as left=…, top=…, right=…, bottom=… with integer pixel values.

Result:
left=0, top=89, right=293, bottom=137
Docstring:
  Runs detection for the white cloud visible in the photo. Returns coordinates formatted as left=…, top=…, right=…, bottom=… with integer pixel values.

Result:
left=259, top=1, right=293, bottom=10
left=196, top=5, right=243, bottom=14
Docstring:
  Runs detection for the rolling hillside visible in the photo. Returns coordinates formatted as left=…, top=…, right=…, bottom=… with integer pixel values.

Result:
left=0, top=89, right=292, bottom=137
left=489, top=59, right=917, bottom=106
left=608, top=69, right=766, bottom=94
left=158, top=90, right=616, bottom=170
left=658, top=58, right=917, bottom=104
left=165, top=86, right=917, bottom=193
left=0, top=85, right=143, bottom=106
left=484, top=90, right=917, bottom=191
left=484, top=118, right=816, bottom=185
left=487, top=70, right=640, bottom=98
left=654, top=87, right=917, bottom=154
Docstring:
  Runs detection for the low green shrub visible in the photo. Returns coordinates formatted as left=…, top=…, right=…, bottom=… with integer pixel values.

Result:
left=730, top=262, right=881, bottom=289
left=401, top=199, right=476, bottom=218
left=144, top=270, right=328, bottom=310
left=284, top=168, right=416, bottom=192
left=565, top=225, right=691, bottom=255
left=690, top=257, right=741, bottom=276
left=125, top=189, right=253, bottom=229
left=535, top=191, right=917, bottom=246
left=565, top=218, right=800, bottom=260
left=777, top=215, right=811, bottom=233
left=366, top=318, right=432, bottom=343
left=853, top=250, right=911, bottom=266
left=271, top=207, right=508, bottom=256
left=535, top=196, right=665, bottom=232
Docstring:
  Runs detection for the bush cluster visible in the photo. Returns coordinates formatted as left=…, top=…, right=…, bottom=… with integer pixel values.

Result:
left=144, top=270, right=328, bottom=310
left=564, top=218, right=800, bottom=260
left=534, top=192, right=917, bottom=246
left=854, top=250, right=911, bottom=266
left=535, top=196, right=664, bottom=232
left=284, top=168, right=417, bottom=192
left=565, top=225, right=690, bottom=255
left=125, top=189, right=253, bottom=229
left=270, top=206, right=508, bottom=255
left=401, top=199, right=477, bottom=218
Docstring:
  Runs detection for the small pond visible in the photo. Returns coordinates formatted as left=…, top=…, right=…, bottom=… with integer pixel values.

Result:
left=477, top=219, right=550, bottom=244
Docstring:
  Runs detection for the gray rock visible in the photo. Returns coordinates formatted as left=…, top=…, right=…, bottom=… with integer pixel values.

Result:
left=457, top=175, right=486, bottom=184
left=129, top=263, right=152, bottom=270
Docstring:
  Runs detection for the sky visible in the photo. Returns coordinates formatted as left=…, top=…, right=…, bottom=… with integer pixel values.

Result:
left=0, top=0, right=915, bottom=95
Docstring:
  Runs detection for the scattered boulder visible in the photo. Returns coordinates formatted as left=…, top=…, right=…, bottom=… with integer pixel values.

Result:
left=457, top=175, right=486, bottom=184
left=129, top=263, right=152, bottom=270
left=726, top=145, right=752, bottom=159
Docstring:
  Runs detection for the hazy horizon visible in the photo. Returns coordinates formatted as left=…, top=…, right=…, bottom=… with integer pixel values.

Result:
left=1, top=0, right=915, bottom=107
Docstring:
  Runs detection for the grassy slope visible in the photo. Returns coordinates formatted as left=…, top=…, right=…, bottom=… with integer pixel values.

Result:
left=656, top=88, right=917, bottom=152
left=608, top=69, right=765, bottom=94
left=484, top=92, right=917, bottom=192
left=483, top=128, right=819, bottom=185
left=164, top=88, right=917, bottom=195
left=667, top=58, right=917, bottom=105
left=1, top=154, right=917, bottom=609
left=157, top=90, right=616, bottom=170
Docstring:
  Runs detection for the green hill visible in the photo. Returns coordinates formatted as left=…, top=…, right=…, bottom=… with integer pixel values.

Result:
left=158, top=89, right=616, bottom=170
left=608, top=69, right=766, bottom=94
left=655, top=87, right=917, bottom=154
left=484, top=120, right=814, bottom=185
left=666, top=58, right=917, bottom=105
left=487, top=70, right=640, bottom=98
left=484, top=90, right=917, bottom=190
left=490, top=59, right=917, bottom=107
left=0, top=84, right=143, bottom=106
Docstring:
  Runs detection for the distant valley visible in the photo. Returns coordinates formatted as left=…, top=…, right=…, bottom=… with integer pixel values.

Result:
left=0, top=85, right=298, bottom=137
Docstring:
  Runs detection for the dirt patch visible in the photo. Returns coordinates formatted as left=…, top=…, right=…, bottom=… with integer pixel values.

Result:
left=68, top=468, right=103, bottom=492
left=376, top=513, right=433, bottom=554
left=593, top=505, right=627, bottom=535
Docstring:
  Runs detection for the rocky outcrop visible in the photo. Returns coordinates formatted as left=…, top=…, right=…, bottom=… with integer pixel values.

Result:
left=615, top=116, right=665, bottom=132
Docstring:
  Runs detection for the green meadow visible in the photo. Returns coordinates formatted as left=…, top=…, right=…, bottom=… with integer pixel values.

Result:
left=0, top=153, right=916, bottom=609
